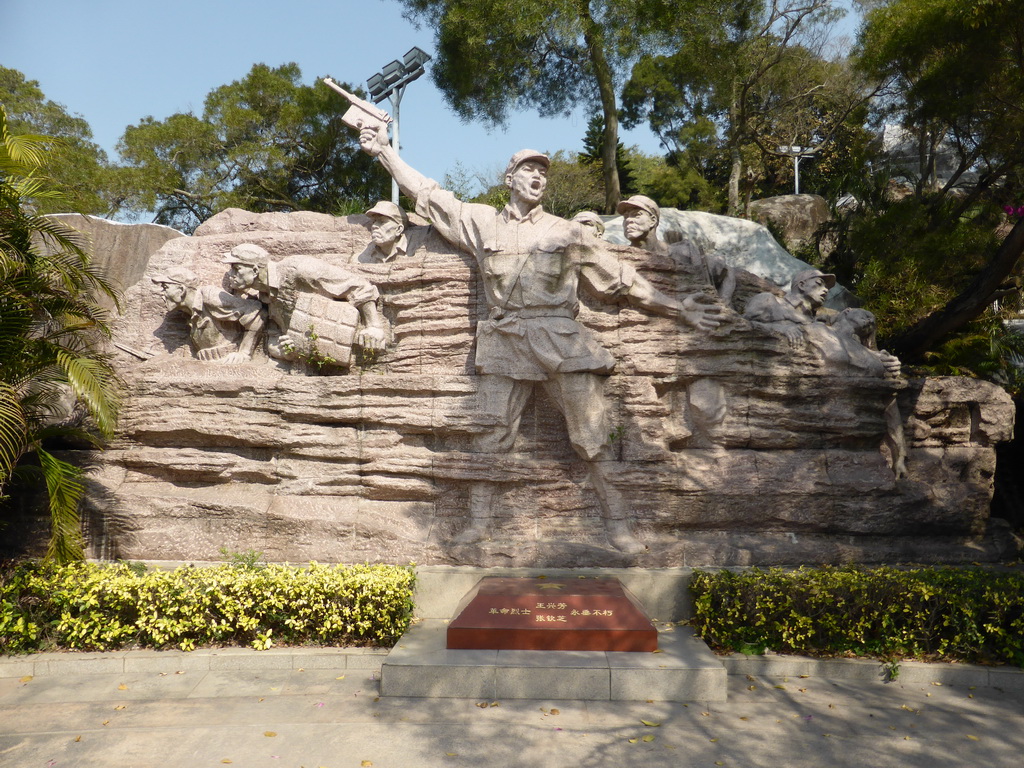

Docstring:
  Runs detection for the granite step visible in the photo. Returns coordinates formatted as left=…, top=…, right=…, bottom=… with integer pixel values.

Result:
left=380, top=619, right=727, bottom=702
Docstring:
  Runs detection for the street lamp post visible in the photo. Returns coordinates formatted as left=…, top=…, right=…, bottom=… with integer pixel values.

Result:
left=777, top=145, right=819, bottom=195
left=367, top=46, right=431, bottom=205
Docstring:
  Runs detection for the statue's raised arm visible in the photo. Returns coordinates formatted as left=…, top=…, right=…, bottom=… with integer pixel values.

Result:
left=357, top=123, right=433, bottom=203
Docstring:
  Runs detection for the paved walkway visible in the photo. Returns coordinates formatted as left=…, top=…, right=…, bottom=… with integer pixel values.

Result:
left=2, top=647, right=1023, bottom=768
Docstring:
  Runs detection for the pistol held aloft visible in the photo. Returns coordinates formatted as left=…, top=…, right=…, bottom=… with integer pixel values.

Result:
left=322, top=78, right=392, bottom=133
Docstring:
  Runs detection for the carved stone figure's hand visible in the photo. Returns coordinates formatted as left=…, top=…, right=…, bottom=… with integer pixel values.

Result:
left=878, top=349, right=902, bottom=378
left=359, top=125, right=389, bottom=157
left=273, top=332, right=300, bottom=361
left=679, top=293, right=724, bottom=331
left=780, top=324, right=805, bottom=348
left=892, top=455, right=909, bottom=479
left=358, top=326, right=386, bottom=351
left=220, top=352, right=250, bottom=365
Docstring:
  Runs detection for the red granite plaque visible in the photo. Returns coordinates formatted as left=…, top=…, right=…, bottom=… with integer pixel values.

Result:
left=446, top=577, right=658, bottom=652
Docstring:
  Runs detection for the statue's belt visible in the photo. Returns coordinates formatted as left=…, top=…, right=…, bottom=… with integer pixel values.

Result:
left=480, top=307, right=577, bottom=337
left=489, top=306, right=575, bottom=321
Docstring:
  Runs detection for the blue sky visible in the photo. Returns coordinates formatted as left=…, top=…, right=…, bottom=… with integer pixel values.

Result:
left=2, top=0, right=859, bottom=200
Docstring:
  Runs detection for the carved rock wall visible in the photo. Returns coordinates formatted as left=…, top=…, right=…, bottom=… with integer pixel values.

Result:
left=50, top=214, right=185, bottom=312
left=80, top=209, right=1017, bottom=567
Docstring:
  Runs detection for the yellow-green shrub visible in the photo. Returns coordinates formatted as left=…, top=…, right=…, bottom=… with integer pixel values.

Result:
left=690, top=566, right=1024, bottom=666
left=0, top=561, right=415, bottom=653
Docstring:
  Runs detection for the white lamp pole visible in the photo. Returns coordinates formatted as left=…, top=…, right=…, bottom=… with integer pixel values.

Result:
left=777, top=145, right=819, bottom=195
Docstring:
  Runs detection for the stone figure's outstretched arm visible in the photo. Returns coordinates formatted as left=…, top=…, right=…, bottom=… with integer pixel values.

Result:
left=742, top=292, right=807, bottom=347
left=358, top=125, right=431, bottom=201
left=223, top=308, right=266, bottom=364
left=286, top=257, right=387, bottom=351
left=627, top=278, right=724, bottom=332
left=203, top=288, right=267, bottom=364
left=576, top=243, right=724, bottom=332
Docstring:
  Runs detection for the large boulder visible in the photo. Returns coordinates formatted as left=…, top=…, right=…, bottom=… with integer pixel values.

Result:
left=49, top=214, right=185, bottom=310
left=747, top=194, right=830, bottom=252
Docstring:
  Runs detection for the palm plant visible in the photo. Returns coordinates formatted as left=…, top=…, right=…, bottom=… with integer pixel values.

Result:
left=1, top=106, right=121, bottom=562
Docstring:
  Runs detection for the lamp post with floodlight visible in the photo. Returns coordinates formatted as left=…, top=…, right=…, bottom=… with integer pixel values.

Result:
left=777, top=144, right=819, bottom=195
left=367, top=46, right=431, bottom=204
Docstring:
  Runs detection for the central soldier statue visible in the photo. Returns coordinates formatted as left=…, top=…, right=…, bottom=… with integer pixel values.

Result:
left=354, top=123, right=724, bottom=553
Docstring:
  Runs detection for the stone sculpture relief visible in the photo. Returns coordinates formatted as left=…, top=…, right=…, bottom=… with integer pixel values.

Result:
left=619, top=194, right=736, bottom=306
left=60, top=101, right=1013, bottom=568
left=745, top=270, right=908, bottom=477
left=152, top=266, right=265, bottom=363
left=571, top=210, right=606, bottom=239
left=354, top=200, right=410, bottom=263
left=829, top=308, right=908, bottom=478
left=618, top=194, right=735, bottom=448
left=358, top=130, right=725, bottom=553
left=222, top=243, right=386, bottom=370
left=75, top=201, right=1015, bottom=568
left=744, top=268, right=836, bottom=344
left=745, top=269, right=901, bottom=378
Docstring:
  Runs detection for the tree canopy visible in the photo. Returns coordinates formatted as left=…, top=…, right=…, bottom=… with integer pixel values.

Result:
left=856, top=0, right=1024, bottom=214
left=831, top=0, right=1024, bottom=367
left=396, top=0, right=689, bottom=213
left=117, top=63, right=389, bottom=233
left=621, top=0, right=859, bottom=213
left=0, top=67, right=122, bottom=217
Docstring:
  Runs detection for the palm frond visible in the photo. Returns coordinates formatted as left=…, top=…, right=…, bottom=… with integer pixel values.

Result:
left=0, top=382, right=28, bottom=485
left=1, top=106, right=122, bottom=562
left=35, top=446, right=86, bottom=563
left=0, top=130, right=58, bottom=171
left=56, top=351, right=120, bottom=438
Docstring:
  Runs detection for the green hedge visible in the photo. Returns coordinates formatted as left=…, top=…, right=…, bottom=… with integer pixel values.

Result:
left=690, top=566, right=1024, bottom=666
left=0, top=561, right=415, bottom=654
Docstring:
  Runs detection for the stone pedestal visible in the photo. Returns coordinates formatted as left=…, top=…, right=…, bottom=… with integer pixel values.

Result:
left=382, top=619, right=727, bottom=701
left=446, top=577, right=658, bottom=652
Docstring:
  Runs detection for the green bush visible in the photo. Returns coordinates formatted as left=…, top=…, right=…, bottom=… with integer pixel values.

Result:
left=690, top=566, right=1024, bottom=666
left=0, top=560, right=415, bottom=654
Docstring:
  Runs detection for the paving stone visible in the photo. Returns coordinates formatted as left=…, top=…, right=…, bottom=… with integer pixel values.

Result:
left=0, top=657, right=35, bottom=678
left=206, top=649, right=295, bottom=671
left=123, top=650, right=213, bottom=675
left=35, top=653, right=126, bottom=676
left=610, top=665, right=726, bottom=701
left=893, top=661, right=992, bottom=687
left=3, top=649, right=1023, bottom=768
left=382, top=661, right=496, bottom=699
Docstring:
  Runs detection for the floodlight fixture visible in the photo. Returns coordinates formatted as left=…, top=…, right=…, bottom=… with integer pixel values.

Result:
left=403, top=46, right=430, bottom=77
left=381, top=60, right=404, bottom=87
left=366, top=73, right=386, bottom=102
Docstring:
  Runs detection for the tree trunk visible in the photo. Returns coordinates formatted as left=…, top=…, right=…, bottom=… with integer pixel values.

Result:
left=579, top=1, right=621, bottom=213
left=727, top=81, right=742, bottom=215
left=728, top=146, right=742, bottom=215
left=927, top=129, right=940, bottom=193
left=885, top=217, right=1024, bottom=362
